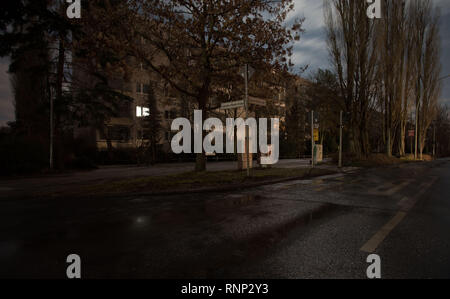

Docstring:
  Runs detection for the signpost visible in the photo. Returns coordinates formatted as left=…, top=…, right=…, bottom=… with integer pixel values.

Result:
left=240, top=65, right=255, bottom=81
left=220, top=98, right=266, bottom=110
left=241, top=64, right=255, bottom=176
left=220, top=65, right=260, bottom=175
left=313, top=128, right=319, bottom=142
left=311, top=111, right=315, bottom=168
left=220, top=100, right=244, bottom=110
left=339, top=111, right=343, bottom=168
left=248, top=96, right=267, bottom=107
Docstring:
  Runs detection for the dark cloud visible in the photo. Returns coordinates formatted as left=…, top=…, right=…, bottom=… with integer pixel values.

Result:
left=292, top=0, right=450, bottom=104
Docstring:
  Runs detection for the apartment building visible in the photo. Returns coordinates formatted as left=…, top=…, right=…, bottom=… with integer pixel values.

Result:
left=73, top=50, right=307, bottom=159
left=73, top=53, right=189, bottom=155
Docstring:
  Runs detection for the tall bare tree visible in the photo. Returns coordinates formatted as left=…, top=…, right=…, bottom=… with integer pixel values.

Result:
left=324, top=0, right=378, bottom=157
left=398, top=1, right=416, bottom=157
left=409, top=0, right=441, bottom=159
left=376, top=1, right=405, bottom=157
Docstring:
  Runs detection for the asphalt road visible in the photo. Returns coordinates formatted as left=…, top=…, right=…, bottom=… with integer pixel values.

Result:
left=0, top=159, right=449, bottom=279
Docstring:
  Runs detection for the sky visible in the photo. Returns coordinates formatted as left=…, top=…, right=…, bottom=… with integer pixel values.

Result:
left=289, top=0, right=450, bottom=105
left=1, top=0, right=449, bottom=126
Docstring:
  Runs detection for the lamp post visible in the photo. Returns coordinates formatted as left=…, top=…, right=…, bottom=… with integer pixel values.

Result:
left=244, top=64, right=250, bottom=177
left=339, top=111, right=343, bottom=168
left=311, top=110, right=315, bottom=168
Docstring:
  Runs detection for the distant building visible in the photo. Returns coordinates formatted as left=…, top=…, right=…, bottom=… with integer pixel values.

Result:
left=73, top=54, right=187, bottom=154
left=73, top=49, right=308, bottom=159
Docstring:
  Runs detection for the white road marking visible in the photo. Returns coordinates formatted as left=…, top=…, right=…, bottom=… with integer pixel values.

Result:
left=360, top=211, right=407, bottom=253
left=360, top=178, right=439, bottom=253
left=367, top=180, right=412, bottom=196
left=398, top=178, right=438, bottom=211
left=314, top=178, right=362, bottom=192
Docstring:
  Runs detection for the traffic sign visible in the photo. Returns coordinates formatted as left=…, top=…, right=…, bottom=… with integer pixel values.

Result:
left=240, top=65, right=255, bottom=80
left=314, top=128, right=319, bottom=142
left=220, top=100, right=245, bottom=110
left=248, top=96, right=267, bottom=107
left=408, top=130, right=415, bottom=137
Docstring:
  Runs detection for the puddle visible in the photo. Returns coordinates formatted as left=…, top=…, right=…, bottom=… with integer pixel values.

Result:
left=132, top=216, right=151, bottom=229
left=136, top=194, right=263, bottom=229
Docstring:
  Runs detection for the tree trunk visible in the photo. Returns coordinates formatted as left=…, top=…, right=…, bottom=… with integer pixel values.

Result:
left=398, top=120, right=406, bottom=157
left=195, top=84, right=209, bottom=172
left=54, top=35, right=65, bottom=169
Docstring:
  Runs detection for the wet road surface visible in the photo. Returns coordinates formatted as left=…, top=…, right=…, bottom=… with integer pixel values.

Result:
left=0, top=160, right=449, bottom=278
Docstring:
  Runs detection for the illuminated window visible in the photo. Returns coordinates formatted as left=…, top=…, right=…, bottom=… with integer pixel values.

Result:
left=136, top=106, right=150, bottom=118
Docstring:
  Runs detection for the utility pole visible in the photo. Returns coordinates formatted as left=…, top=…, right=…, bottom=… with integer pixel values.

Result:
left=244, top=64, right=250, bottom=177
left=410, top=112, right=413, bottom=155
left=433, top=121, right=436, bottom=158
left=339, top=110, right=343, bottom=168
left=311, top=110, right=315, bottom=168
left=49, top=85, right=54, bottom=170
left=414, top=107, right=419, bottom=160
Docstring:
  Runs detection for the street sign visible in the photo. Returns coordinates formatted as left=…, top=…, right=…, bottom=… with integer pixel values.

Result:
left=408, top=130, right=415, bottom=137
left=220, top=100, right=245, bottom=110
left=308, top=111, right=320, bottom=124
left=313, top=128, right=319, bottom=142
left=314, top=123, right=320, bottom=129
left=240, top=65, right=255, bottom=80
left=248, top=96, right=267, bottom=107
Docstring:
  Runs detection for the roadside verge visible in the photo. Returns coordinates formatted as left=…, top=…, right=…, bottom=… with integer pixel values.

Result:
left=39, top=167, right=340, bottom=199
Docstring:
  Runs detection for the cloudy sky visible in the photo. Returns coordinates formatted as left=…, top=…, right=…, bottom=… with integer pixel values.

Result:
left=1, top=0, right=449, bottom=126
left=289, top=0, right=450, bottom=104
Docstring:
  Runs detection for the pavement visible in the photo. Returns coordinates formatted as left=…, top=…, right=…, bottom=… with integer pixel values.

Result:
left=0, top=159, right=449, bottom=278
left=0, top=158, right=334, bottom=199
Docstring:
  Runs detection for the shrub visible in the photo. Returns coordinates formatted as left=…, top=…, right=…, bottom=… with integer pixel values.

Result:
left=0, top=134, right=48, bottom=176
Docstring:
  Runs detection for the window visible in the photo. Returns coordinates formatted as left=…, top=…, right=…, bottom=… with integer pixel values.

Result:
left=122, top=82, right=132, bottom=92
left=136, top=106, right=150, bottom=118
left=118, top=102, right=132, bottom=118
left=163, top=83, right=169, bottom=97
left=136, top=83, right=150, bottom=95
left=108, top=126, right=130, bottom=141
left=109, top=78, right=124, bottom=90
left=138, top=129, right=151, bottom=140
left=164, top=110, right=177, bottom=120
left=142, top=84, right=151, bottom=95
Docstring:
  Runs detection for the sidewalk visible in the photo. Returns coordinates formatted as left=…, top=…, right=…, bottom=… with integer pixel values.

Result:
left=0, top=159, right=338, bottom=199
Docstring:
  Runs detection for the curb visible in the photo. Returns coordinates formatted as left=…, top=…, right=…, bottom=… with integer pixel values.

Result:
left=1, top=168, right=356, bottom=202
left=106, top=168, right=341, bottom=199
